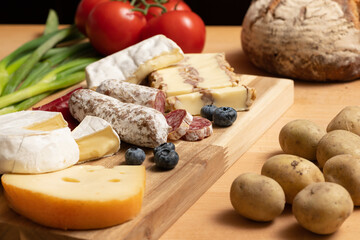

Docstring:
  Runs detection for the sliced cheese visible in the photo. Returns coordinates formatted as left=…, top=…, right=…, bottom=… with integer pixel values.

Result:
left=166, top=85, right=256, bottom=115
left=149, top=53, right=241, bottom=97
left=1, top=165, right=145, bottom=230
left=72, top=116, right=120, bottom=163
left=0, top=111, right=79, bottom=174
left=86, top=34, right=184, bottom=88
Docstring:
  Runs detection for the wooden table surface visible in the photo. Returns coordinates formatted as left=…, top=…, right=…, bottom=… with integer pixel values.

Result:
left=1, top=25, right=360, bottom=240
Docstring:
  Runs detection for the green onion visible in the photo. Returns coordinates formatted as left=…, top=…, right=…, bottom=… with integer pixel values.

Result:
left=2, top=26, right=77, bottom=96
left=0, top=71, right=85, bottom=109
left=19, top=43, right=93, bottom=90
left=40, top=57, right=96, bottom=84
left=43, top=9, right=59, bottom=35
left=0, top=92, right=53, bottom=115
left=0, top=28, right=68, bottom=96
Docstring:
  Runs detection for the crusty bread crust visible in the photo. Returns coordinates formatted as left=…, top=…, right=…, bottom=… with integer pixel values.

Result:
left=242, top=0, right=360, bottom=81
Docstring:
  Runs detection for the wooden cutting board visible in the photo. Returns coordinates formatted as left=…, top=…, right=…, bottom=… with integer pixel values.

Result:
left=0, top=74, right=294, bottom=240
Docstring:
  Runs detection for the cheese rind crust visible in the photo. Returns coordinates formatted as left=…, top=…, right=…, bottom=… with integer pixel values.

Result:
left=149, top=53, right=240, bottom=97
left=85, top=34, right=184, bottom=88
left=1, top=165, right=145, bottom=230
left=0, top=111, right=79, bottom=174
left=71, top=116, right=120, bottom=162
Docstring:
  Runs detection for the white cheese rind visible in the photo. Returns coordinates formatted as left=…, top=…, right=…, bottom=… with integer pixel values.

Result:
left=71, top=116, right=120, bottom=162
left=85, top=34, right=184, bottom=88
left=0, top=111, right=79, bottom=174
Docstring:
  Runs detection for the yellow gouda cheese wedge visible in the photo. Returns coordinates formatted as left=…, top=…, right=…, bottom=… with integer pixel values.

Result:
left=1, top=165, right=145, bottom=230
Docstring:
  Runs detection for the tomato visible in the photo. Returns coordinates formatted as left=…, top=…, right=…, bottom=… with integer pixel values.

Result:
left=141, top=11, right=206, bottom=53
left=144, top=0, right=191, bottom=21
left=75, top=0, right=108, bottom=35
left=86, top=1, right=147, bottom=56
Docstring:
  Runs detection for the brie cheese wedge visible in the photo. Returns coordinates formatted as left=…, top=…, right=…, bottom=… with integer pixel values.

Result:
left=72, top=116, right=121, bottom=163
left=85, top=34, right=184, bottom=89
left=0, top=111, right=79, bottom=174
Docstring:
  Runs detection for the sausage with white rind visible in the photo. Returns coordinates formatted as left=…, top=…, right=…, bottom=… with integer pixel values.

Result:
left=96, top=79, right=166, bottom=113
left=69, top=89, right=170, bottom=148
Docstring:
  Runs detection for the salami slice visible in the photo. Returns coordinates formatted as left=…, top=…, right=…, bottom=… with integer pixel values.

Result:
left=182, top=116, right=213, bottom=141
left=69, top=89, right=170, bottom=148
left=96, top=79, right=166, bottom=113
left=165, top=109, right=193, bottom=140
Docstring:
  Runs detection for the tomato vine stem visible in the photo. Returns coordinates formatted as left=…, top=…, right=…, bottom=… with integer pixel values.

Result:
left=132, top=0, right=167, bottom=15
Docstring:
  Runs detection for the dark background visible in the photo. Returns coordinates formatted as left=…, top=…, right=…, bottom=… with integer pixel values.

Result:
left=0, top=1, right=251, bottom=25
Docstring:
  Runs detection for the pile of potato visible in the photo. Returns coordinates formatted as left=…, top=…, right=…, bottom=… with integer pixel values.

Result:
left=230, top=105, right=360, bottom=235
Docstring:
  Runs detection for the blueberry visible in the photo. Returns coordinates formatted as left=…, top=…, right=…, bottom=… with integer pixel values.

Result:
left=125, top=147, right=146, bottom=165
left=154, top=148, right=179, bottom=170
left=153, top=142, right=175, bottom=155
left=213, top=107, right=237, bottom=127
left=200, top=105, right=217, bottom=121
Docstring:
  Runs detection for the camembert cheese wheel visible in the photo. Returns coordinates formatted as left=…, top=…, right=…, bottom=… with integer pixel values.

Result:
left=0, top=111, right=79, bottom=174
left=1, top=165, right=146, bottom=230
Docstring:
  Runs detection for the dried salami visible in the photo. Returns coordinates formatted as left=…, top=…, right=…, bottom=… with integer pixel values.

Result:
left=165, top=109, right=193, bottom=140
left=182, top=116, right=213, bottom=141
left=69, top=89, right=170, bottom=148
left=96, top=79, right=166, bottom=113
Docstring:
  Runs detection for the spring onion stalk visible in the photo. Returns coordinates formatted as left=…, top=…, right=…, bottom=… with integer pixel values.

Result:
left=5, top=53, right=31, bottom=75
left=43, top=9, right=59, bottom=35
left=46, top=42, right=92, bottom=66
left=39, top=58, right=97, bottom=84
left=0, top=92, right=53, bottom=115
left=19, top=43, right=93, bottom=89
left=18, top=62, right=52, bottom=90
left=0, top=71, right=85, bottom=109
left=0, top=28, right=71, bottom=96
left=2, top=26, right=77, bottom=96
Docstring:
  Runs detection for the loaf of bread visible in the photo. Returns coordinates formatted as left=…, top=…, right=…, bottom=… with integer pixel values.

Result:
left=241, top=0, right=360, bottom=82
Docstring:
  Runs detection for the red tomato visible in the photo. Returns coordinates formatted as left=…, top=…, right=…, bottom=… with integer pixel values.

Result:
left=86, top=1, right=147, bottom=56
left=75, top=0, right=108, bottom=35
left=141, top=11, right=206, bottom=53
left=144, top=0, right=191, bottom=21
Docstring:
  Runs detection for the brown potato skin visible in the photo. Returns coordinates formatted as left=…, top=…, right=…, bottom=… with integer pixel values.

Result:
left=279, top=119, right=326, bottom=161
left=327, top=106, right=360, bottom=136
left=261, top=154, right=324, bottom=204
left=292, top=182, right=353, bottom=235
left=230, top=173, right=285, bottom=222
left=323, top=154, right=360, bottom=206
left=316, top=130, right=360, bottom=168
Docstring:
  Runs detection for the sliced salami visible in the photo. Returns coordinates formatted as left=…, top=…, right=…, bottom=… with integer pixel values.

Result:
left=182, top=116, right=213, bottom=141
left=69, top=89, right=170, bottom=148
left=165, top=109, right=193, bottom=140
left=96, top=79, right=166, bottom=113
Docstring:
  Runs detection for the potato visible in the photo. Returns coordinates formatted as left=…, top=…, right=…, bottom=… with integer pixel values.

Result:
left=279, top=119, right=326, bottom=161
left=316, top=130, right=360, bottom=168
left=292, top=182, right=353, bottom=235
left=261, top=154, right=324, bottom=204
left=327, top=106, right=360, bottom=136
left=323, top=154, right=360, bottom=206
left=230, top=172, right=285, bottom=222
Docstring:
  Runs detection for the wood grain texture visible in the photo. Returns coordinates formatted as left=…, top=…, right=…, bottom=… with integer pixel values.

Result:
left=0, top=25, right=294, bottom=240
left=0, top=73, right=293, bottom=239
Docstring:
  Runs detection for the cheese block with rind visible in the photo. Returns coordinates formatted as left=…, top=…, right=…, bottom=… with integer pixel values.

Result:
left=1, top=165, right=146, bottom=230
left=0, top=111, right=79, bottom=174
left=149, top=53, right=241, bottom=97
left=166, top=85, right=256, bottom=115
left=85, top=34, right=184, bottom=88
left=71, top=116, right=121, bottom=163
